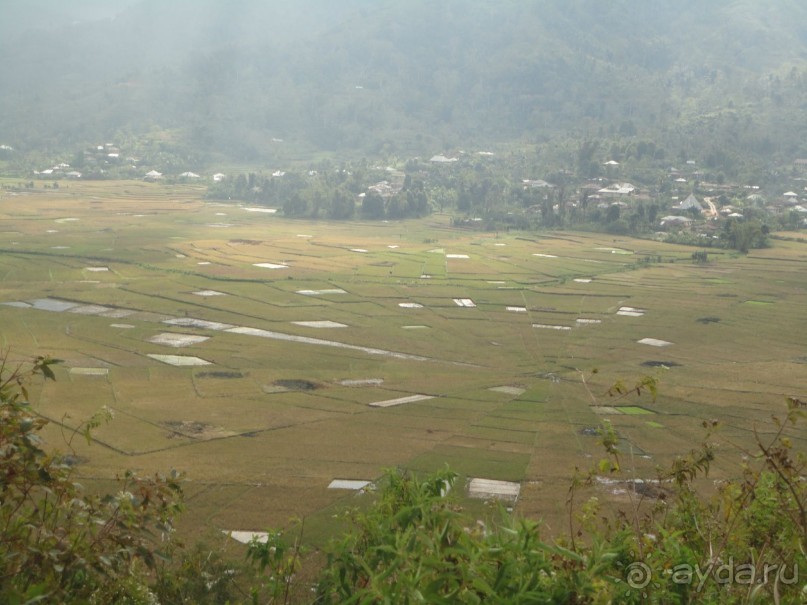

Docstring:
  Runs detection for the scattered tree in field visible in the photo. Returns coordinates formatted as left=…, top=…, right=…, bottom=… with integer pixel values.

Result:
left=723, top=219, right=769, bottom=252
left=691, top=249, right=709, bottom=263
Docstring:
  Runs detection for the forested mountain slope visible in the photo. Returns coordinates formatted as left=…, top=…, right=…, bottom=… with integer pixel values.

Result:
left=2, top=0, right=807, bottom=168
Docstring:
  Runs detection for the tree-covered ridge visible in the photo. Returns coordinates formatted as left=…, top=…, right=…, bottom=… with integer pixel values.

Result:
left=198, top=149, right=789, bottom=252
left=2, top=0, right=807, bottom=165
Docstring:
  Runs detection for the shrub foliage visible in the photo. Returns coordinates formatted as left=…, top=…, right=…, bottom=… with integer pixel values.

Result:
left=1, top=354, right=804, bottom=603
left=0, top=355, right=183, bottom=604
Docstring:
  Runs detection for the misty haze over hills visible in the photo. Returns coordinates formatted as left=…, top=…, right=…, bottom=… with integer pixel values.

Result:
left=4, top=5, right=807, bottom=602
left=2, top=0, right=807, bottom=167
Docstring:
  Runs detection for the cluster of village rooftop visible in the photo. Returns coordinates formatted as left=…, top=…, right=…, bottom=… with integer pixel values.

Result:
left=12, top=143, right=807, bottom=229
left=23, top=142, right=224, bottom=183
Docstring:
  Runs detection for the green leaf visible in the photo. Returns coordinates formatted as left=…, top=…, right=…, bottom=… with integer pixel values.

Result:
left=535, top=542, right=585, bottom=563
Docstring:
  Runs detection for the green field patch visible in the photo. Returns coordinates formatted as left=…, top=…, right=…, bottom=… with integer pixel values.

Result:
left=5, top=186, right=807, bottom=537
left=409, top=395, right=500, bottom=414
left=316, top=386, right=408, bottom=408
left=472, top=414, right=537, bottom=432
left=348, top=412, right=469, bottom=437
left=163, top=420, right=237, bottom=440
left=645, top=421, right=665, bottom=428
left=616, top=406, right=656, bottom=415
left=591, top=406, right=622, bottom=415
left=262, top=384, right=292, bottom=394
left=313, top=302, right=394, bottom=324
left=641, top=360, right=683, bottom=368
left=191, top=375, right=257, bottom=398
left=491, top=409, right=547, bottom=424
left=80, top=413, right=180, bottom=455
left=133, top=391, right=343, bottom=436
left=407, top=445, right=530, bottom=481
left=196, top=370, right=244, bottom=379
left=187, top=482, right=344, bottom=541
left=263, top=391, right=369, bottom=416
left=465, top=425, right=536, bottom=445
left=378, top=404, right=481, bottom=421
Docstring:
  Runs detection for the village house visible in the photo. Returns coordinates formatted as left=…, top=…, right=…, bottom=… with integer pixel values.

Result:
left=659, top=215, right=693, bottom=230
left=522, top=179, right=555, bottom=189
left=597, top=182, right=636, bottom=197
left=673, top=193, right=704, bottom=214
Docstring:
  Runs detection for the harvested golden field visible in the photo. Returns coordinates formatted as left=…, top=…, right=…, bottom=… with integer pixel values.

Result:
left=2, top=180, right=805, bottom=542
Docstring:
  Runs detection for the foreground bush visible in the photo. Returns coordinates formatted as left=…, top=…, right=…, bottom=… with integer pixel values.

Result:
left=0, top=355, right=183, bottom=604
left=315, top=468, right=584, bottom=603
left=2, top=355, right=805, bottom=603
left=311, top=409, right=805, bottom=604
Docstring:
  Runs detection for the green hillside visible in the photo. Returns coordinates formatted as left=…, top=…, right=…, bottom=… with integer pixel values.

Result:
left=2, top=0, right=807, bottom=167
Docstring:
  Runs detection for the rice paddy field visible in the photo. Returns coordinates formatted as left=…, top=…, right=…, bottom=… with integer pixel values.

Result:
left=1, top=179, right=806, bottom=542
